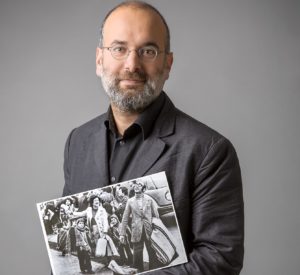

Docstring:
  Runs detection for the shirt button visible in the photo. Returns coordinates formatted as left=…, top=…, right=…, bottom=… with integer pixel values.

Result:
left=111, top=176, right=116, bottom=183
left=119, top=140, right=125, bottom=146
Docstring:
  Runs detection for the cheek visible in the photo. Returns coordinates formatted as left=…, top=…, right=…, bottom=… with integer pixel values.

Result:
left=102, top=57, right=124, bottom=75
left=146, top=62, right=167, bottom=78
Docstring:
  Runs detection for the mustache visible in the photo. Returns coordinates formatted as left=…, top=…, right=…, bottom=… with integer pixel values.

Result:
left=117, top=71, right=147, bottom=82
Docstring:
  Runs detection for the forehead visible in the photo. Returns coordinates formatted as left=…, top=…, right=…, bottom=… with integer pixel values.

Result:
left=103, top=7, right=166, bottom=48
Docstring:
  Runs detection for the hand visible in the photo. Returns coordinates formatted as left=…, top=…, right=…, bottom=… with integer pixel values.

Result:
left=120, top=235, right=125, bottom=244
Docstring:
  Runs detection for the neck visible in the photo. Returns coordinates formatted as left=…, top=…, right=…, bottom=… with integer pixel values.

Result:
left=111, top=104, right=139, bottom=136
left=135, top=192, right=143, bottom=198
left=77, top=226, right=85, bottom=232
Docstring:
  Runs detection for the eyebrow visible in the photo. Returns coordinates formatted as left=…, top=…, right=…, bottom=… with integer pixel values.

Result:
left=110, top=40, right=160, bottom=49
left=110, top=40, right=127, bottom=46
left=143, top=42, right=159, bottom=49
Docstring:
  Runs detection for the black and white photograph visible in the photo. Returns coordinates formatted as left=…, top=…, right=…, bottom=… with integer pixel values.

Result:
left=37, top=172, right=187, bottom=275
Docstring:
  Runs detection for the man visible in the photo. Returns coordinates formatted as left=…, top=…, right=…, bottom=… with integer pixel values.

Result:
left=119, top=179, right=160, bottom=272
left=63, top=1, right=244, bottom=274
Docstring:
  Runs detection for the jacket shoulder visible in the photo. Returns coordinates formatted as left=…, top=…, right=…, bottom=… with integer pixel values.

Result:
left=173, top=107, right=226, bottom=147
left=167, top=106, right=239, bottom=171
left=67, top=114, right=106, bottom=142
left=158, top=94, right=236, bottom=165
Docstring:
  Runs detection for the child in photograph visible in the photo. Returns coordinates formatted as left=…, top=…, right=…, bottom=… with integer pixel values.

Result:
left=108, top=214, right=133, bottom=266
left=74, top=218, right=95, bottom=274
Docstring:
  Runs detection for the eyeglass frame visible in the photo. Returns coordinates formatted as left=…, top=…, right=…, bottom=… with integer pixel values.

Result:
left=101, top=44, right=168, bottom=62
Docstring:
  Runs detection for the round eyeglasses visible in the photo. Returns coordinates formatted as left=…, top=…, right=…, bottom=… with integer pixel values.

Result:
left=102, top=45, right=165, bottom=62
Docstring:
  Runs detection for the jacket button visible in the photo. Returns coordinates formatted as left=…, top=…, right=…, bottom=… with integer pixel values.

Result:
left=119, top=140, right=125, bottom=146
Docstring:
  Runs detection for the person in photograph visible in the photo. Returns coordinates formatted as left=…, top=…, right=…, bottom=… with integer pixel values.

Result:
left=74, top=218, right=95, bottom=274
left=43, top=206, right=55, bottom=235
left=111, top=186, right=129, bottom=221
left=43, top=202, right=60, bottom=235
left=62, top=1, right=244, bottom=274
left=73, top=195, right=109, bottom=253
left=56, top=198, right=76, bottom=255
left=60, top=197, right=75, bottom=224
left=119, top=179, right=160, bottom=272
left=73, top=195, right=120, bottom=265
left=96, top=187, right=115, bottom=216
left=108, top=214, right=133, bottom=266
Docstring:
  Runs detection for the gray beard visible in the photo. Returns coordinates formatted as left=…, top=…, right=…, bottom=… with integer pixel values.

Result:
left=100, top=70, right=164, bottom=113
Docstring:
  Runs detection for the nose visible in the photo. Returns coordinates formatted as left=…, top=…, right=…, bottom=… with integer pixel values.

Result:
left=123, top=50, right=142, bottom=72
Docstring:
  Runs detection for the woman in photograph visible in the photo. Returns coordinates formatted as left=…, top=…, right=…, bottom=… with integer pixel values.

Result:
left=59, top=197, right=75, bottom=225
left=73, top=195, right=119, bottom=261
left=73, top=195, right=108, bottom=252
left=86, top=195, right=109, bottom=240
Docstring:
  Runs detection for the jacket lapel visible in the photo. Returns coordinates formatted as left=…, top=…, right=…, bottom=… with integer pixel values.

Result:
left=125, top=137, right=166, bottom=179
left=124, top=93, right=176, bottom=179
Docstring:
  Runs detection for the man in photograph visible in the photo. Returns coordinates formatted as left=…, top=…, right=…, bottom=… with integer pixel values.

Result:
left=119, top=179, right=159, bottom=272
left=63, top=1, right=244, bottom=274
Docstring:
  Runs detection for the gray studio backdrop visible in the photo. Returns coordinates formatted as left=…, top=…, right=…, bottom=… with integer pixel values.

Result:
left=1, top=0, right=299, bottom=274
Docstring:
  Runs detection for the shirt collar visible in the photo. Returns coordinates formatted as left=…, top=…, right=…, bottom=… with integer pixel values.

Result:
left=104, top=92, right=166, bottom=140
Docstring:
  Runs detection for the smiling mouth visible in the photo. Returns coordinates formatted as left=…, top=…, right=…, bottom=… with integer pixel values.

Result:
left=120, top=79, right=145, bottom=88
left=121, top=79, right=145, bottom=83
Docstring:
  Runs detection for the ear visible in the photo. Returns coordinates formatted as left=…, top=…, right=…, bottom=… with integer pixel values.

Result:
left=96, top=47, right=103, bottom=77
left=164, top=52, right=173, bottom=80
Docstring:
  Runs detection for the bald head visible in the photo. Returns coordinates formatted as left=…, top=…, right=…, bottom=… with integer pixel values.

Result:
left=99, top=1, right=170, bottom=52
left=95, top=1, right=174, bottom=115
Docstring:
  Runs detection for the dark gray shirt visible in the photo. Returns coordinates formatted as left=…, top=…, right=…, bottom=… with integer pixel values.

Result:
left=104, top=92, right=166, bottom=184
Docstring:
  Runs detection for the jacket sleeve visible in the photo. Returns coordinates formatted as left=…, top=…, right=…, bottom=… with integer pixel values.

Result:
left=146, top=138, right=244, bottom=275
left=62, top=129, right=76, bottom=197
left=120, top=200, right=131, bottom=236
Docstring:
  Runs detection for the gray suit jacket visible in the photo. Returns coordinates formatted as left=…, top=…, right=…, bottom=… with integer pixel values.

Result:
left=119, top=195, right=159, bottom=243
left=63, top=93, right=244, bottom=275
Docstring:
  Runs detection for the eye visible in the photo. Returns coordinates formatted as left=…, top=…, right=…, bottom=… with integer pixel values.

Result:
left=111, top=45, right=127, bottom=54
left=140, top=46, right=157, bottom=58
